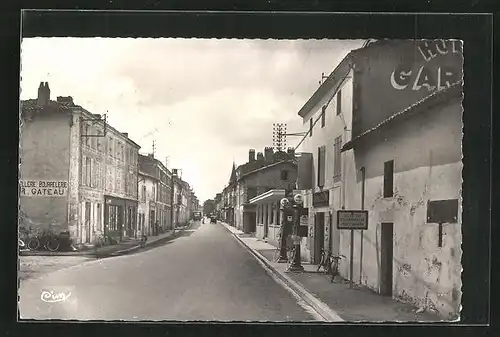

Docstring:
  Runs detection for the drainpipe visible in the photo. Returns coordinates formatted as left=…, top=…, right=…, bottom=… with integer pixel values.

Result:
left=360, top=166, right=366, bottom=284
left=343, top=126, right=355, bottom=288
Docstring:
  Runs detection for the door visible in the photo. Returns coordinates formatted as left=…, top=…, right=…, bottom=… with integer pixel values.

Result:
left=127, top=207, right=132, bottom=237
left=249, top=212, right=257, bottom=233
left=85, top=202, right=91, bottom=243
left=150, top=210, right=155, bottom=235
left=314, top=212, right=325, bottom=264
left=380, top=222, right=394, bottom=296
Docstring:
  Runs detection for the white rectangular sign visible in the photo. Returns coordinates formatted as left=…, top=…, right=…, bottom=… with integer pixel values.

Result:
left=19, top=180, right=69, bottom=197
left=337, top=210, right=368, bottom=230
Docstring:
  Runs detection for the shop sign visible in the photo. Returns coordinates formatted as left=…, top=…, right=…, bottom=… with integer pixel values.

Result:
left=390, top=39, right=462, bottom=93
left=312, top=191, right=329, bottom=208
left=337, top=210, right=369, bottom=230
left=19, top=180, right=68, bottom=197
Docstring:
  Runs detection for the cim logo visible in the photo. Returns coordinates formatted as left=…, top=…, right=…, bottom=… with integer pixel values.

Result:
left=390, top=39, right=462, bottom=92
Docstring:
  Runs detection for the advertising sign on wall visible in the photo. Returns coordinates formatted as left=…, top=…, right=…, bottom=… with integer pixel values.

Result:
left=19, top=180, right=68, bottom=197
left=353, top=39, right=463, bottom=138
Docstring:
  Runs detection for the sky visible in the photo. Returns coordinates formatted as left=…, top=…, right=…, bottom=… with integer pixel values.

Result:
left=20, top=38, right=364, bottom=202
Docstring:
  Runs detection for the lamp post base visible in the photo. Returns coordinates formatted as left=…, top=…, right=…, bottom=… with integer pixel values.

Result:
left=286, top=244, right=304, bottom=272
left=286, top=264, right=304, bottom=272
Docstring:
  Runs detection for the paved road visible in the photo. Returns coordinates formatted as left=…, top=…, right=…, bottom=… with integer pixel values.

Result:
left=19, top=221, right=317, bottom=321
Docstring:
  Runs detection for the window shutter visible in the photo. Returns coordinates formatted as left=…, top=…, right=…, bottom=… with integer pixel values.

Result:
left=318, top=146, right=326, bottom=187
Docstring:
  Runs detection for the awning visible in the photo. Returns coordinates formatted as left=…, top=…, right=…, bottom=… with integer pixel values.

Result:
left=248, top=189, right=302, bottom=205
left=249, top=189, right=286, bottom=205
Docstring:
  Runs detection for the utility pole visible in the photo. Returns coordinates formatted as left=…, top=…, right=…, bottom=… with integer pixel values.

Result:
left=152, top=140, right=156, bottom=157
left=273, top=123, right=287, bottom=152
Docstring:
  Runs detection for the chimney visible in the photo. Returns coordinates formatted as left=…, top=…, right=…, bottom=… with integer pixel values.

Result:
left=287, top=147, right=295, bottom=157
left=56, top=96, right=74, bottom=105
left=45, top=82, right=50, bottom=102
left=37, top=82, right=50, bottom=106
left=256, top=152, right=264, bottom=161
left=148, top=153, right=154, bottom=158
left=264, top=147, right=274, bottom=161
left=248, top=149, right=255, bottom=162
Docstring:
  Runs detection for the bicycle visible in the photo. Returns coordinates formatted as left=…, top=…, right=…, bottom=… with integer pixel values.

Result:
left=273, top=233, right=295, bottom=263
left=95, top=233, right=113, bottom=248
left=27, top=229, right=60, bottom=252
left=317, top=248, right=345, bottom=282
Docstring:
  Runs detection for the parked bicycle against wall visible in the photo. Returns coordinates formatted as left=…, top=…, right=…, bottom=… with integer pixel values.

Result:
left=317, top=248, right=345, bottom=282
left=26, top=229, right=60, bottom=252
left=95, top=232, right=115, bottom=248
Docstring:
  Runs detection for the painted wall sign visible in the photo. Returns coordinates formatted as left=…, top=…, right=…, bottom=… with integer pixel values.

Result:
left=19, top=180, right=68, bottom=197
left=353, top=39, right=463, bottom=139
left=337, top=210, right=369, bottom=230
left=390, top=39, right=463, bottom=93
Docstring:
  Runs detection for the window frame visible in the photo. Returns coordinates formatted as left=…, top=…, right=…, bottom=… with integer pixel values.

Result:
left=383, top=160, right=394, bottom=198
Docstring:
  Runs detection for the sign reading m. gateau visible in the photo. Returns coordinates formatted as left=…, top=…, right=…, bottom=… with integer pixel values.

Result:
left=19, top=180, right=68, bottom=197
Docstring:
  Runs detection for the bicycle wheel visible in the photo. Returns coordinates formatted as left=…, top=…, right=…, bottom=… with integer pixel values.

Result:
left=46, top=238, right=60, bottom=252
left=27, top=238, right=40, bottom=251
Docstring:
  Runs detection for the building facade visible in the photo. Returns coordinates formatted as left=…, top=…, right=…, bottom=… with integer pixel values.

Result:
left=20, top=82, right=140, bottom=245
left=232, top=147, right=297, bottom=234
left=138, top=154, right=173, bottom=236
left=296, top=39, right=463, bottom=319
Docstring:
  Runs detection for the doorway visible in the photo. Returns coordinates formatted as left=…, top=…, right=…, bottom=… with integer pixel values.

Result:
left=249, top=212, right=257, bottom=233
left=150, top=210, right=156, bottom=235
left=314, top=212, right=325, bottom=264
left=380, top=222, right=394, bottom=296
left=85, top=202, right=91, bottom=243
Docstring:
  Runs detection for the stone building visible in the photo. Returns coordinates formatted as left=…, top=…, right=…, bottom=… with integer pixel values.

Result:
left=295, top=39, right=463, bottom=319
left=20, top=82, right=140, bottom=245
left=138, top=154, right=173, bottom=236
left=231, top=147, right=297, bottom=234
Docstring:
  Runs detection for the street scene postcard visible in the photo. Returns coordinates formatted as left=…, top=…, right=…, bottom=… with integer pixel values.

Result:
left=18, top=37, right=464, bottom=322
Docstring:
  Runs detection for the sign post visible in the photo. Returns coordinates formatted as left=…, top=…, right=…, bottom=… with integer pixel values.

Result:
left=337, top=210, right=368, bottom=288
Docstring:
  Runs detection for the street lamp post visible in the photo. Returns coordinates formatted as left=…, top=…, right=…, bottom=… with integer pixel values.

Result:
left=287, top=193, right=304, bottom=272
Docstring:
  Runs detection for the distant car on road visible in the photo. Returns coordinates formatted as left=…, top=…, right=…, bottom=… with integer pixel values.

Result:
left=210, top=216, right=217, bottom=224
left=193, top=211, right=202, bottom=221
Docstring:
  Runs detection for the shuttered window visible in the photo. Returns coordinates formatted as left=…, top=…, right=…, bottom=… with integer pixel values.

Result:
left=333, top=136, right=342, bottom=182
left=317, top=146, right=326, bottom=187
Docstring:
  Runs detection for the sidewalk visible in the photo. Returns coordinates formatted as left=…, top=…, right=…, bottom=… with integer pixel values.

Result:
left=221, top=222, right=442, bottom=322
left=20, top=224, right=192, bottom=258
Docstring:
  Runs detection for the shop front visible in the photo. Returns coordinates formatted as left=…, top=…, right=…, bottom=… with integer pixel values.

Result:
left=104, top=195, right=138, bottom=242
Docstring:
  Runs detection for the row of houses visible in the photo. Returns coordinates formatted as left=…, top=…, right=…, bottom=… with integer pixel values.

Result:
left=214, top=39, right=463, bottom=319
left=19, top=82, right=200, bottom=246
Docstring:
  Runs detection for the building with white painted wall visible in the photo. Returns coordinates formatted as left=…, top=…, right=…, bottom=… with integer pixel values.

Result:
left=295, top=40, right=463, bottom=319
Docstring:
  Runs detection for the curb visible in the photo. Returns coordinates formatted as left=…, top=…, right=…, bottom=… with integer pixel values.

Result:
left=111, top=222, right=194, bottom=256
left=221, top=223, right=344, bottom=322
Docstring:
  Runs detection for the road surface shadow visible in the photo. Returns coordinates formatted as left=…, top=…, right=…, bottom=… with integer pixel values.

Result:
left=105, top=226, right=198, bottom=258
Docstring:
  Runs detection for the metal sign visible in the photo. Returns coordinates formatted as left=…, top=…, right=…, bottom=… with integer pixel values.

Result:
left=287, top=215, right=293, bottom=222
left=426, top=199, right=458, bottom=224
left=337, top=210, right=368, bottom=230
